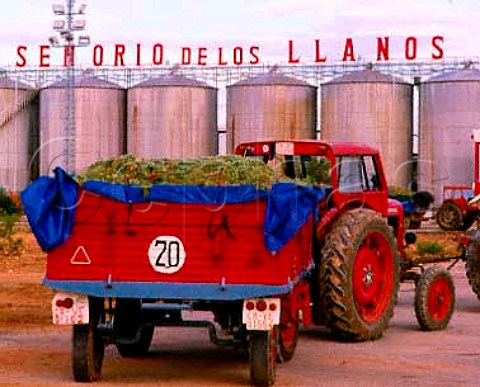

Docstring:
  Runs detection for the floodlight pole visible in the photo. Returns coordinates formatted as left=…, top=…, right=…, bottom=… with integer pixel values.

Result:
left=49, top=0, right=89, bottom=174
left=65, top=0, right=75, bottom=174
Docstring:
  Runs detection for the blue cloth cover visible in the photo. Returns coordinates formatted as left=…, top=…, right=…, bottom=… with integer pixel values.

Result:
left=21, top=167, right=325, bottom=253
left=20, top=168, right=78, bottom=251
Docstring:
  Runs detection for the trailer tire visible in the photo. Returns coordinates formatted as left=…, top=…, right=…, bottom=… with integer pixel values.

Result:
left=249, top=329, right=276, bottom=387
left=414, top=266, right=455, bottom=331
left=319, top=209, right=400, bottom=341
left=72, top=297, right=104, bottom=382
left=277, top=320, right=298, bottom=363
left=466, top=228, right=480, bottom=300
left=436, top=201, right=463, bottom=231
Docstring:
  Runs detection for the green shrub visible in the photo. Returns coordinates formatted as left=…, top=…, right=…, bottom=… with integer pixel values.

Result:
left=0, top=187, right=23, bottom=255
left=0, top=213, right=23, bottom=255
left=416, top=241, right=443, bottom=255
left=0, top=187, right=19, bottom=215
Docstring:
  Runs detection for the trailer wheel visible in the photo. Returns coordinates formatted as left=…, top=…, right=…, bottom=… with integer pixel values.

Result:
left=249, top=329, right=277, bottom=387
left=436, top=202, right=463, bottom=231
left=414, top=266, right=455, bottom=331
left=319, top=209, right=400, bottom=341
left=277, top=319, right=298, bottom=363
left=72, top=297, right=105, bottom=382
left=466, top=228, right=480, bottom=299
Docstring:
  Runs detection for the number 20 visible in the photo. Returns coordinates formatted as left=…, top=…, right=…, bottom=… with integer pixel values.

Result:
left=155, top=239, right=180, bottom=268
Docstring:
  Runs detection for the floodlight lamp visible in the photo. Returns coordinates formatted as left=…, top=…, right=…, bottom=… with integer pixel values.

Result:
left=49, top=36, right=60, bottom=45
left=52, top=4, right=65, bottom=15
left=77, top=3, right=87, bottom=14
left=53, top=20, right=65, bottom=31
left=72, top=20, right=86, bottom=30
left=60, top=30, right=73, bottom=41
left=78, top=35, right=90, bottom=46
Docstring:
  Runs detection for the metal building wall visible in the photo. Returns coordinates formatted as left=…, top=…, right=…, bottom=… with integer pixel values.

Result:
left=39, top=75, right=126, bottom=175
left=226, top=72, right=317, bottom=152
left=321, top=68, right=413, bottom=187
left=0, top=77, right=38, bottom=192
left=418, top=68, right=480, bottom=203
left=127, top=75, right=217, bottom=158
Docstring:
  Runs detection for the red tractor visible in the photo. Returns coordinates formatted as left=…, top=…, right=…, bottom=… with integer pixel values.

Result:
left=436, top=130, right=480, bottom=231
left=21, top=140, right=455, bottom=387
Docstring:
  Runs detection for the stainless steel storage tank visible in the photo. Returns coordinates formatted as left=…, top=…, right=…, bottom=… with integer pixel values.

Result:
left=418, top=68, right=480, bottom=203
left=127, top=74, right=217, bottom=158
left=39, top=74, right=126, bottom=175
left=0, top=77, right=38, bottom=192
left=321, top=68, right=413, bottom=188
left=226, top=72, right=317, bottom=152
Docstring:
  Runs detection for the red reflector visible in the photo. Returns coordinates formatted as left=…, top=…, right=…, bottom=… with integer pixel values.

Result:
left=460, top=237, right=470, bottom=246
left=256, top=300, right=267, bottom=312
left=246, top=301, right=255, bottom=311
left=269, top=303, right=277, bottom=312
left=56, top=298, right=74, bottom=309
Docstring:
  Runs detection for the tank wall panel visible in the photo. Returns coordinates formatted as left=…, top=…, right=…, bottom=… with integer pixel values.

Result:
left=321, top=82, right=413, bottom=187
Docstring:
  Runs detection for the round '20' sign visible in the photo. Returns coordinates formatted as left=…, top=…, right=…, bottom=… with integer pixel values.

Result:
left=148, top=236, right=186, bottom=274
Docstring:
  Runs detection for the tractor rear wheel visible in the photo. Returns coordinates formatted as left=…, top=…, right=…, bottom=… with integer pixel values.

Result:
left=437, top=202, right=463, bottom=231
left=414, top=266, right=455, bottom=331
left=319, top=209, right=400, bottom=341
left=466, top=228, right=480, bottom=300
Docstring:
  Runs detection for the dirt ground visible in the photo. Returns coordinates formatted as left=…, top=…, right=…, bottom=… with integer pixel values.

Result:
left=1, top=228, right=480, bottom=386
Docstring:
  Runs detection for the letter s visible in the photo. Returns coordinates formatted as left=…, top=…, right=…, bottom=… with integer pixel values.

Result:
left=432, top=36, right=444, bottom=60
left=16, top=45, right=27, bottom=67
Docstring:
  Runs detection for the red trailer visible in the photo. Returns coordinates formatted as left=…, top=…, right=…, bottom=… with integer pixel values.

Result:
left=21, top=140, right=455, bottom=386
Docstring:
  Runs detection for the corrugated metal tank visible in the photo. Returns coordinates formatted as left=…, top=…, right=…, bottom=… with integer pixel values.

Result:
left=321, top=68, right=413, bottom=187
left=0, top=77, right=38, bottom=192
left=127, top=75, right=217, bottom=158
left=418, top=68, right=480, bottom=203
left=39, top=75, right=126, bottom=175
left=226, top=72, right=317, bottom=152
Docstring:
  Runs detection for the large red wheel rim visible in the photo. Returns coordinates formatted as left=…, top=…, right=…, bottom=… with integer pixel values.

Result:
left=353, top=231, right=395, bottom=323
left=427, top=277, right=452, bottom=322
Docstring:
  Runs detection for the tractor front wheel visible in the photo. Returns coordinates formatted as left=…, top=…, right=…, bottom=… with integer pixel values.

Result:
left=319, top=209, right=400, bottom=341
left=414, top=266, right=455, bottom=331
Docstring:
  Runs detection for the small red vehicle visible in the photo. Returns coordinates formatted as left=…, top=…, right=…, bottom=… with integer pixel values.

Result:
left=436, top=130, right=480, bottom=231
left=21, top=140, right=455, bottom=386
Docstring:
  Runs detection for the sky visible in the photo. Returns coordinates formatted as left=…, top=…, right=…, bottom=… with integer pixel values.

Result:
left=0, top=0, right=479, bottom=68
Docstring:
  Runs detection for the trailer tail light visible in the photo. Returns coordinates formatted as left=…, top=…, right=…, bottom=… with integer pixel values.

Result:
left=52, top=292, right=89, bottom=325
left=256, top=300, right=267, bottom=312
left=55, top=297, right=74, bottom=309
left=242, top=298, right=280, bottom=330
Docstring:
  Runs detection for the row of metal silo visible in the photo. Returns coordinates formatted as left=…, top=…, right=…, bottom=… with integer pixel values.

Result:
left=1, top=67, right=480, bottom=205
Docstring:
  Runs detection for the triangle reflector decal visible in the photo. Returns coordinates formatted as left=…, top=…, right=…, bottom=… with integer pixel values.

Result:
left=71, top=246, right=91, bottom=265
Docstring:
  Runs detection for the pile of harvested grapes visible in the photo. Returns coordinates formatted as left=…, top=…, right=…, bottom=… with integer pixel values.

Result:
left=75, top=155, right=277, bottom=189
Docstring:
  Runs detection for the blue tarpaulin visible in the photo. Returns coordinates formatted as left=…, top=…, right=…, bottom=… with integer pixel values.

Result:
left=21, top=167, right=325, bottom=254
left=20, top=168, right=78, bottom=251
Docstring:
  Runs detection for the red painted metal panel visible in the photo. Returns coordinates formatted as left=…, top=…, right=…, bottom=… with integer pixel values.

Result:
left=46, top=189, right=313, bottom=287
